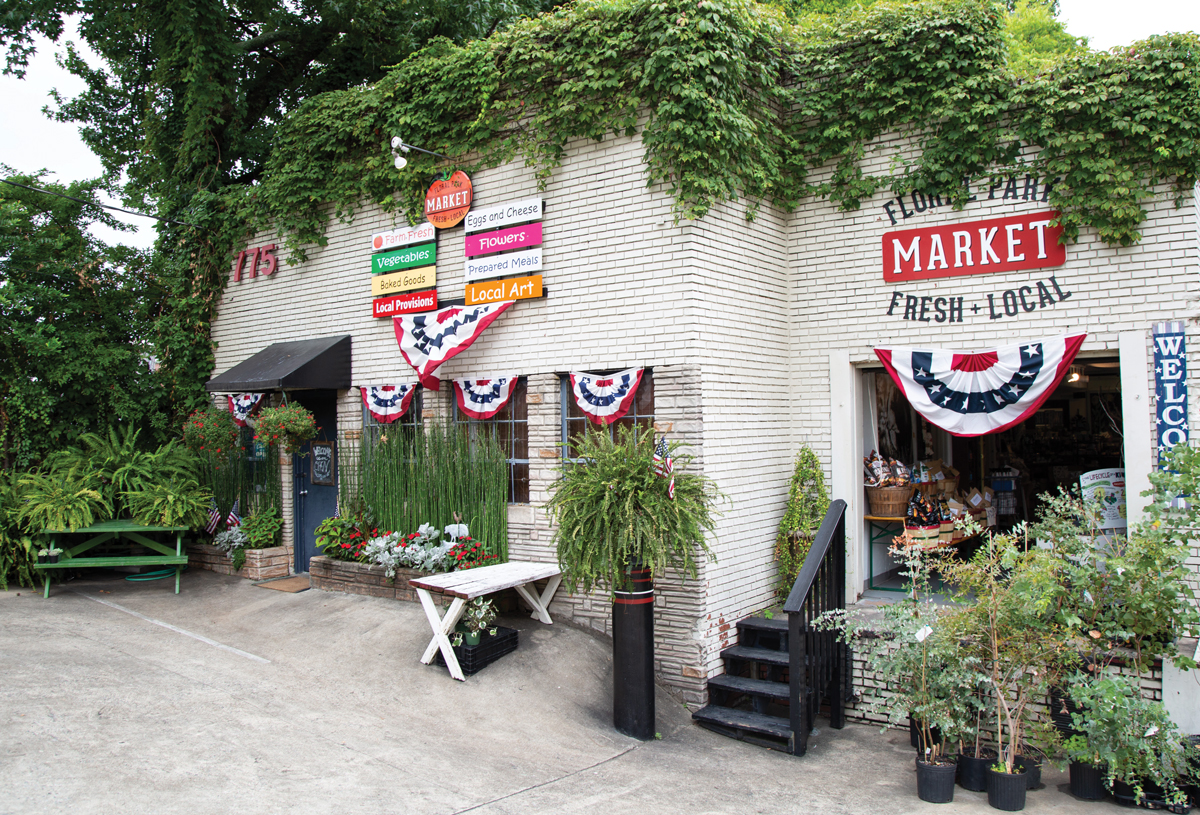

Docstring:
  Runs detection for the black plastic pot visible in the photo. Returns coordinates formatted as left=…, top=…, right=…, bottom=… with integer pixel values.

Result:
left=37, top=554, right=48, bottom=564
left=1113, top=778, right=1193, bottom=813
left=987, top=767, right=1029, bottom=811
left=1015, top=755, right=1042, bottom=790
left=917, top=759, right=958, bottom=804
left=1069, top=762, right=1107, bottom=800
left=959, top=749, right=997, bottom=792
left=48, top=553, right=59, bottom=564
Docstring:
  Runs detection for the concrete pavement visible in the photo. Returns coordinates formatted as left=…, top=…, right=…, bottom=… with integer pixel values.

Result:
left=2, top=570, right=1127, bottom=814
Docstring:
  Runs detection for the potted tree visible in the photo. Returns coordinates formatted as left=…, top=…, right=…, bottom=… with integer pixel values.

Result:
left=817, top=532, right=984, bottom=804
left=546, top=425, right=721, bottom=740
left=773, top=446, right=829, bottom=597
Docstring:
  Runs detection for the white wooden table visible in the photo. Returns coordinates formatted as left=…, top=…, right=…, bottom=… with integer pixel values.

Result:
left=409, top=560, right=563, bottom=681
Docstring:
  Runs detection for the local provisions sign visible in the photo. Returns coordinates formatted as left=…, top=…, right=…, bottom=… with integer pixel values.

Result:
left=465, top=275, right=542, bottom=306
left=425, top=171, right=472, bottom=229
left=373, top=289, right=438, bottom=318
left=882, top=210, right=1065, bottom=282
left=373, top=243, right=436, bottom=274
left=1154, top=320, right=1188, bottom=458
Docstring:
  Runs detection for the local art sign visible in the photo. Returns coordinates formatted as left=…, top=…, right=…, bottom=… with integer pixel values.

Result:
left=425, top=171, right=473, bottom=229
left=882, top=211, right=1065, bottom=282
left=465, top=275, right=542, bottom=306
left=1154, top=320, right=1188, bottom=458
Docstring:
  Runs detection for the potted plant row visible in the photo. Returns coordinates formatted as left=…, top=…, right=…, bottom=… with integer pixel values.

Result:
left=820, top=444, right=1200, bottom=811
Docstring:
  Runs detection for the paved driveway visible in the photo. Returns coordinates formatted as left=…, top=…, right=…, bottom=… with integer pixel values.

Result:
left=2, top=570, right=1121, bottom=814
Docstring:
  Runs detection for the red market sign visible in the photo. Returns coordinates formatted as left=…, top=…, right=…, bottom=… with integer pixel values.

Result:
left=882, top=210, right=1065, bottom=282
left=373, top=289, right=438, bottom=318
left=465, top=222, right=542, bottom=257
left=424, top=171, right=473, bottom=229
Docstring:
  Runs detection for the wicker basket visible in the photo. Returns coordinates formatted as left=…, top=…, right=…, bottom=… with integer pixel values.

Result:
left=905, top=524, right=941, bottom=546
left=866, top=485, right=914, bottom=517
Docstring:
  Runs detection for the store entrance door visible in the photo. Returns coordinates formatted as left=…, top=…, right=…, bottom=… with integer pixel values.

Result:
left=291, top=390, right=338, bottom=573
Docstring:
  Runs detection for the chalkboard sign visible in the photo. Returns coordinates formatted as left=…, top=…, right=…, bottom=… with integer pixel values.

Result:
left=311, top=441, right=335, bottom=486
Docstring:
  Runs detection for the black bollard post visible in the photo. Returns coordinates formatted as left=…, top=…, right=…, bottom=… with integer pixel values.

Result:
left=612, top=562, right=655, bottom=740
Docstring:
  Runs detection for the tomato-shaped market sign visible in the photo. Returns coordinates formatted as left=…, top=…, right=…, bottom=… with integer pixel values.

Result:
left=424, top=171, right=473, bottom=229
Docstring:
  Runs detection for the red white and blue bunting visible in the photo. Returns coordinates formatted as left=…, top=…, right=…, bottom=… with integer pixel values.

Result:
left=227, top=393, right=265, bottom=427
left=360, top=384, right=419, bottom=424
left=875, top=334, right=1086, bottom=437
left=392, top=301, right=514, bottom=390
left=569, top=367, right=644, bottom=425
left=453, top=377, right=519, bottom=420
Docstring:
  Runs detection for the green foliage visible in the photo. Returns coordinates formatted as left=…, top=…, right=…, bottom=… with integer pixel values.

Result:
left=254, top=404, right=317, bottom=455
left=774, top=446, right=829, bottom=596
left=0, top=471, right=38, bottom=588
left=456, top=598, right=499, bottom=643
left=182, top=407, right=240, bottom=463
left=816, top=535, right=987, bottom=761
left=350, top=422, right=508, bottom=561
left=1005, top=0, right=1087, bottom=79
left=16, top=472, right=112, bottom=532
left=0, top=170, right=169, bottom=468
left=546, top=425, right=722, bottom=594
left=122, top=481, right=211, bottom=528
left=240, top=509, right=284, bottom=550
left=315, top=513, right=375, bottom=562
left=1066, top=673, right=1195, bottom=805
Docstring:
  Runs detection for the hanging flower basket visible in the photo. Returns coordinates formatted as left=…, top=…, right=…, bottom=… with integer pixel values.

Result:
left=255, top=403, right=317, bottom=454
left=182, top=407, right=240, bottom=462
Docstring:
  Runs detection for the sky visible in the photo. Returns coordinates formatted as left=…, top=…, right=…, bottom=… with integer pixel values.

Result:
left=1, top=1, right=1198, bottom=251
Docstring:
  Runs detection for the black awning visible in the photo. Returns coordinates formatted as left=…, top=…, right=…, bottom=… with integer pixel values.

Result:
left=205, top=335, right=352, bottom=392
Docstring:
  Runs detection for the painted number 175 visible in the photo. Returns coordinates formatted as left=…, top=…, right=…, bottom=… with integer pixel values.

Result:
left=232, top=244, right=278, bottom=282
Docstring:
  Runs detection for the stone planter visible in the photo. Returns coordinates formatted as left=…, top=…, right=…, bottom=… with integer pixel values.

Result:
left=309, top=556, right=439, bottom=602
left=188, top=543, right=290, bottom=581
left=309, top=556, right=518, bottom=610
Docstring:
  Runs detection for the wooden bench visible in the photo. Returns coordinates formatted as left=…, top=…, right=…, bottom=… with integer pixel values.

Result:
left=409, top=560, right=563, bottom=680
left=34, top=520, right=189, bottom=598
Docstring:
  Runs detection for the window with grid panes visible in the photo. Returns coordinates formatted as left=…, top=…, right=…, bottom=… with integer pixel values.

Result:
left=453, top=377, right=529, bottom=504
left=361, top=387, right=423, bottom=445
left=560, top=369, right=654, bottom=459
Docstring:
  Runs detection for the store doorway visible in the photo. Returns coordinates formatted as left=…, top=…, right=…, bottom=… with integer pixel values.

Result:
left=291, top=390, right=338, bottom=573
left=864, top=357, right=1123, bottom=591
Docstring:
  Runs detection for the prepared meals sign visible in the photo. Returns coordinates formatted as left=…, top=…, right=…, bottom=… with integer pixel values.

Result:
left=466, top=248, right=542, bottom=283
left=883, top=210, right=1065, bottom=282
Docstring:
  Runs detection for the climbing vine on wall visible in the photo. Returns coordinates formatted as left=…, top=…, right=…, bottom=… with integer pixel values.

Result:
left=166, top=0, right=1200, bottom=399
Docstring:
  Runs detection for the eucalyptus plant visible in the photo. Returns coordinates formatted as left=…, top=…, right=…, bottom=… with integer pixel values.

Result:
left=547, top=426, right=722, bottom=594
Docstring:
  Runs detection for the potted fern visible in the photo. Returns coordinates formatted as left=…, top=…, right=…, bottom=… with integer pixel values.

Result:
left=546, top=425, right=722, bottom=739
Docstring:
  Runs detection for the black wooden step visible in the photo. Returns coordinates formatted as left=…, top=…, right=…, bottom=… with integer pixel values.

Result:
left=738, top=615, right=788, bottom=634
left=707, top=673, right=790, bottom=700
left=692, top=704, right=792, bottom=743
left=720, top=644, right=790, bottom=667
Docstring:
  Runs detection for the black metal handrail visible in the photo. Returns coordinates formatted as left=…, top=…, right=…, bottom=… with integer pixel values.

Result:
left=782, top=499, right=848, bottom=756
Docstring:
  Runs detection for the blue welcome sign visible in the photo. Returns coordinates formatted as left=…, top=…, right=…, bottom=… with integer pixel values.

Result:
left=1153, top=321, right=1188, bottom=463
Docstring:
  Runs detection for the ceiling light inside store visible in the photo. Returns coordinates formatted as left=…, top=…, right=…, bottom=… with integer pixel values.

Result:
left=1066, top=365, right=1089, bottom=387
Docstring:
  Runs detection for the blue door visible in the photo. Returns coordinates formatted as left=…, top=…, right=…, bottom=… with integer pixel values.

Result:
left=292, top=390, right=338, bottom=573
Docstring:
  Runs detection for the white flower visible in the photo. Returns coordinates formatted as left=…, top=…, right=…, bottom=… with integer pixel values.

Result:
left=1116, top=567, right=1126, bottom=576
left=1145, top=726, right=1159, bottom=738
left=1083, top=590, right=1094, bottom=604
left=915, top=625, right=933, bottom=642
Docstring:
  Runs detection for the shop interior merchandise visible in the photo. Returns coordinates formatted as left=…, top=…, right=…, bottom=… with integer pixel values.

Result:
left=865, top=358, right=1124, bottom=590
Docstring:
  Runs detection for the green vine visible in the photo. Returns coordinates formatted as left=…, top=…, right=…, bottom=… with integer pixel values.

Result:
left=774, top=447, right=829, bottom=597
left=164, top=0, right=1200, bottom=403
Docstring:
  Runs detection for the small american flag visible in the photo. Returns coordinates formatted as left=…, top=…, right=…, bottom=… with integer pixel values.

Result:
left=205, top=499, right=221, bottom=534
left=653, top=436, right=675, bottom=500
left=226, top=498, right=242, bottom=529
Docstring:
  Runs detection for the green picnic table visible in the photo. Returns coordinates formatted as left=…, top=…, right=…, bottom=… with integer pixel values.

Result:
left=34, top=519, right=190, bottom=598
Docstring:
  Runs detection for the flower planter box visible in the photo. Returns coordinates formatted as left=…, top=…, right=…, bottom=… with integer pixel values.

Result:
left=308, top=556, right=519, bottom=610
left=188, top=543, right=290, bottom=581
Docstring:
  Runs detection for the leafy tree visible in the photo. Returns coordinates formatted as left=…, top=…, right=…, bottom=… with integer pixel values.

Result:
left=0, top=170, right=169, bottom=468
left=1006, top=0, right=1087, bottom=78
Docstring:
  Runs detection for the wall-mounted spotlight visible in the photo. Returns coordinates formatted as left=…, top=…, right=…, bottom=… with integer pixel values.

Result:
left=391, top=137, right=450, bottom=169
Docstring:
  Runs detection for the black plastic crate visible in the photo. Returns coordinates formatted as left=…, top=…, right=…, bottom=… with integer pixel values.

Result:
left=435, top=625, right=518, bottom=676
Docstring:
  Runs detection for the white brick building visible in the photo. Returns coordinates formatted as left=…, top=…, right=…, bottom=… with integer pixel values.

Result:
left=208, top=126, right=1200, bottom=703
